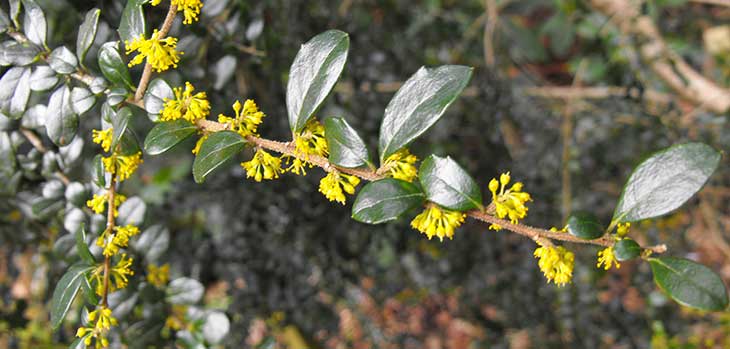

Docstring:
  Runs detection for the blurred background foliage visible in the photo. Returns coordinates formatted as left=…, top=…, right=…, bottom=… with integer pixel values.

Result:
left=2, top=0, right=730, bottom=348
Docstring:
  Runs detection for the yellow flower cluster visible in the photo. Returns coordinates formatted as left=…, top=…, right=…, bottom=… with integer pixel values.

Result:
left=410, top=205, right=466, bottom=241
left=318, top=171, right=360, bottom=204
left=125, top=29, right=182, bottom=72
left=218, top=100, right=265, bottom=138
left=285, top=119, right=328, bottom=175
left=597, top=246, right=620, bottom=270
left=92, top=128, right=113, bottom=153
left=534, top=244, right=574, bottom=286
left=102, top=152, right=143, bottom=182
left=97, top=224, right=140, bottom=257
left=147, top=263, right=170, bottom=287
left=160, top=82, right=210, bottom=123
left=241, top=149, right=283, bottom=182
left=488, top=172, right=531, bottom=230
left=152, top=0, right=204, bottom=25
left=75, top=307, right=118, bottom=349
left=86, top=193, right=127, bottom=217
left=382, top=148, right=418, bottom=182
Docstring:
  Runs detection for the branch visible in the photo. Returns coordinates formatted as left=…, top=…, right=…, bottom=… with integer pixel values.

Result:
left=195, top=118, right=666, bottom=254
left=591, top=0, right=730, bottom=113
left=133, top=4, right=178, bottom=102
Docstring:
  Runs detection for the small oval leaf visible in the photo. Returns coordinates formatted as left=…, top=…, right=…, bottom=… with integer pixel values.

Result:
left=46, top=85, right=78, bottom=146
left=118, top=0, right=146, bottom=43
left=566, top=211, right=603, bottom=240
left=649, top=256, right=729, bottom=311
left=98, top=42, right=133, bottom=89
left=614, top=238, right=641, bottom=261
left=286, top=30, right=349, bottom=132
left=22, top=0, right=46, bottom=46
left=48, top=46, right=78, bottom=74
left=144, top=119, right=198, bottom=155
left=418, top=155, right=482, bottom=211
left=192, top=131, right=246, bottom=183
left=143, top=78, right=173, bottom=120
left=352, top=178, right=425, bottom=224
left=76, top=8, right=100, bottom=65
left=613, top=143, right=720, bottom=223
left=324, top=117, right=371, bottom=168
left=30, top=65, right=58, bottom=91
left=378, top=65, right=473, bottom=162
left=71, top=87, right=95, bottom=115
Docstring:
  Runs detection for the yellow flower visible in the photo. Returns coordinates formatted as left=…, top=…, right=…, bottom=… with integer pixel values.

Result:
left=110, top=253, right=134, bottom=290
left=98, top=224, right=140, bottom=257
left=286, top=157, right=308, bottom=176
left=616, top=222, right=630, bottom=237
left=160, top=82, right=210, bottom=122
left=534, top=244, right=574, bottom=286
left=192, top=134, right=208, bottom=155
left=319, top=171, right=360, bottom=204
left=382, top=148, right=418, bottom=182
left=102, top=152, right=143, bottom=182
left=153, top=0, right=203, bottom=24
left=75, top=307, right=117, bottom=349
left=286, top=119, right=328, bottom=175
left=241, top=149, right=283, bottom=182
left=147, top=263, right=170, bottom=287
left=125, top=29, right=182, bottom=73
left=597, top=246, right=620, bottom=270
left=550, top=226, right=568, bottom=233
left=92, top=128, right=113, bottom=153
left=86, top=193, right=127, bottom=217
left=489, top=172, right=531, bottom=224
left=218, top=99, right=265, bottom=138
left=410, top=205, right=466, bottom=241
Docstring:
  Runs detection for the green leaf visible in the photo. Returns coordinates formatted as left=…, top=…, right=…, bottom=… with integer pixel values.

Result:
left=566, top=211, right=603, bottom=239
left=69, top=334, right=90, bottom=349
left=22, top=0, right=46, bottom=47
left=118, top=0, right=146, bottom=43
left=80, top=276, right=98, bottom=307
left=166, top=277, right=204, bottom=304
left=118, top=196, right=146, bottom=226
left=378, top=65, right=472, bottom=162
left=144, top=119, right=197, bottom=155
left=418, top=155, right=482, bottom=211
left=76, top=8, right=100, bottom=65
left=74, top=225, right=95, bottom=265
left=9, top=67, right=30, bottom=118
left=613, top=143, right=720, bottom=223
left=46, top=85, right=78, bottom=146
left=192, top=131, right=245, bottom=183
left=48, top=46, right=78, bottom=74
left=107, top=86, right=128, bottom=106
left=71, top=87, right=96, bottom=115
left=92, top=154, right=106, bottom=187
left=286, top=30, right=349, bottom=132
left=111, top=107, right=132, bottom=149
left=0, top=67, right=26, bottom=113
left=117, top=129, right=141, bottom=156
left=143, top=78, right=173, bottom=120
left=0, top=40, right=40, bottom=66
left=51, top=263, right=93, bottom=330
left=352, top=178, right=425, bottom=224
left=324, top=117, right=371, bottom=168
left=649, top=256, right=729, bottom=311
left=30, top=66, right=58, bottom=91
left=614, top=238, right=641, bottom=261
left=98, top=42, right=133, bottom=89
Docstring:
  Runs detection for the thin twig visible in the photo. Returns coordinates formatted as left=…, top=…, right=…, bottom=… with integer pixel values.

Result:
left=195, top=118, right=667, bottom=254
left=483, top=0, right=498, bottom=68
left=100, top=174, right=117, bottom=307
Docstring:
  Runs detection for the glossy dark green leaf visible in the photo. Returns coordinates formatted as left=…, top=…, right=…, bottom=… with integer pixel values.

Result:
left=117, top=129, right=141, bottom=156
left=0, top=40, right=40, bottom=66
left=74, top=225, right=95, bottom=265
left=9, top=67, right=30, bottom=118
left=0, top=67, right=25, bottom=112
left=649, top=256, right=729, bottom=311
left=106, top=86, right=128, bottom=106
left=143, top=78, right=173, bottom=120
left=614, top=238, right=641, bottom=261
left=98, top=42, right=133, bottom=89
left=118, top=0, right=146, bottom=43
left=418, top=155, right=482, bottom=211
left=76, top=8, right=100, bottom=65
left=352, top=178, right=425, bottom=224
left=286, top=30, right=349, bottom=132
left=613, top=143, right=720, bottom=223
left=51, top=263, right=93, bottom=330
left=46, top=85, right=78, bottom=146
left=92, top=154, right=106, bottom=187
left=111, top=107, right=132, bottom=149
left=378, top=65, right=472, bottom=162
left=30, top=66, right=58, bottom=91
left=566, top=211, right=603, bottom=240
left=22, top=0, right=46, bottom=46
left=71, top=87, right=95, bottom=115
left=48, top=46, right=78, bottom=74
left=144, top=119, right=197, bottom=155
left=324, top=117, right=371, bottom=168
left=192, top=131, right=245, bottom=183
left=80, top=276, right=98, bottom=306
